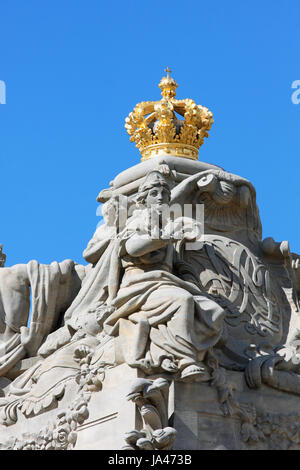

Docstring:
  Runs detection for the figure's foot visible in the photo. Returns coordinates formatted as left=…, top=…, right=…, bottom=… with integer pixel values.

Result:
left=130, top=358, right=153, bottom=373
left=180, top=363, right=210, bottom=383
left=161, top=358, right=178, bottom=373
left=152, top=427, right=177, bottom=450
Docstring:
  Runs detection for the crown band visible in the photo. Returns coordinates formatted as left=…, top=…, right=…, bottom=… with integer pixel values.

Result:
left=141, top=143, right=199, bottom=161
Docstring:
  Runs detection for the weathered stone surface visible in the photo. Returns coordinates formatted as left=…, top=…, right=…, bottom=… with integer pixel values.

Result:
left=74, top=364, right=137, bottom=450
left=173, top=369, right=300, bottom=450
left=0, top=245, right=5, bottom=267
left=0, top=74, right=299, bottom=450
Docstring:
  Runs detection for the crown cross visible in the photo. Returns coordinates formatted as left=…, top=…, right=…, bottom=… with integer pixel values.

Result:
left=165, top=67, right=172, bottom=78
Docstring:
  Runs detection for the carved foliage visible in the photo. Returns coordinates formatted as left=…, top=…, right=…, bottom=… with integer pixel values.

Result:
left=1, top=345, right=106, bottom=450
left=212, top=367, right=300, bottom=450
left=244, top=410, right=300, bottom=450
left=3, top=394, right=90, bottom=450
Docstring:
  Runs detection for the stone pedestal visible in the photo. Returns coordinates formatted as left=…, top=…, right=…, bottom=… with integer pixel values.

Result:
left=2, top=361, right=300, bottom=450
left=172, top=370, right=300, bottom=450
left=74, top=364, right=137, bottom=450
left=0, top=363, right=138, bottom=450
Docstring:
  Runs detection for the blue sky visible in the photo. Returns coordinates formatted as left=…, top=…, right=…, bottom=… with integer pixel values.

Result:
left=0, top=0, right=299, bottom=266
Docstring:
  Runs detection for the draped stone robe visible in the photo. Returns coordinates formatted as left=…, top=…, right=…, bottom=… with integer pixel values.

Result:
left=103, top=209, right=225, bottom=372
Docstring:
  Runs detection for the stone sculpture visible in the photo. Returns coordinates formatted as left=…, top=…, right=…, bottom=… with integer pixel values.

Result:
left=102, top=170, right=225, bottom=381
left=0, top=70, right=299, bottom=450
left=0, top=245, right=5, bottom=268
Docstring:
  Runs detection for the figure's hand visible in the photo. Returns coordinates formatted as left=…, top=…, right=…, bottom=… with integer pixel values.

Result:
left=170, top=170, right=220, bottom=204
left=196, top=173, right=218, bottom=193
left=163, top=218, right=185, bottom=241
left=163, top=217, right=200, bottom=243
left=163, top=219, right=182, bottom=240
left=275, top=342, right=300, bottom=371
left=185, top=169, right=219, bottom=184
left=96, top=305, right=115, bottom=325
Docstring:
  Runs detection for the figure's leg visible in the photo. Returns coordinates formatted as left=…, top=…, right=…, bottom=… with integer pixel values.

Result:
left=117, top=317, right=152, bottom=371
left=139, top=286, right=210, bottom=380
left=0, top=265, right=30, bottom=342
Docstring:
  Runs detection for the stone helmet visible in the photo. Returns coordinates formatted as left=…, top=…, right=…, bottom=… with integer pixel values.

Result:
left=136, top=171, right=171, bottom=206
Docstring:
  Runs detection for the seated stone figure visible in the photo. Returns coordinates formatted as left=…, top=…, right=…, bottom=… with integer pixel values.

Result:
left=0, top=196, right=121, bottom=379
left=0, top=170, right=228, bottom=425
left=103, top=170, right=226, bottom=381
left=37, top=195, right=123, bottom=358
left=0, top=197, right=123, bottom=424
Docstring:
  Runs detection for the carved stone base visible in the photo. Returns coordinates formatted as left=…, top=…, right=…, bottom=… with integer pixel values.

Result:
left=0, top=364, right=137, bottom=450
left=173, top=370, right=300, bottom=450
left=74, top=364, right=137, bottom=450
left=2, top=364, right=300, bottom=450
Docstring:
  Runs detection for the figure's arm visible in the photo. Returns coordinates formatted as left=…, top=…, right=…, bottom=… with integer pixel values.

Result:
left=82, top=231, right=110, bottom=264
left=125, top=234, right=170, bottom=258
left=171, top=169, right=255, bottom=211
left=170, top=173, right=200, bottom=205
left=124, top=216, right=195, bottom=258
left=170, top=170, right=219, bottom=205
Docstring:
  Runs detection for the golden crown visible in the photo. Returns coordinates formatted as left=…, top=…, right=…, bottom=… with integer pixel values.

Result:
left=125, top=68, right=214, bottom=161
